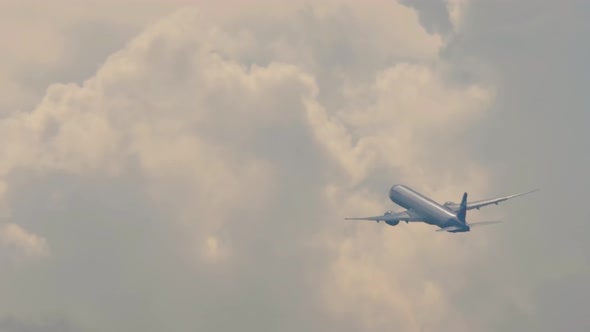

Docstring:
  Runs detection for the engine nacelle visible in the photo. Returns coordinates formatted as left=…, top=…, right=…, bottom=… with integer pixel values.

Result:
left=385, top=219, right=400, bottom=226
left=382, top=210, right=398, bottom=225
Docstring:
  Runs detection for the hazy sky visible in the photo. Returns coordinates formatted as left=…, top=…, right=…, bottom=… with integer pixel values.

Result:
left=0, top=1, right=588, bottom=331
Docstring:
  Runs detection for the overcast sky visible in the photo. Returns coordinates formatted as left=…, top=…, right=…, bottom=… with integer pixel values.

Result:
left=0, top=1, right=588, bottom=331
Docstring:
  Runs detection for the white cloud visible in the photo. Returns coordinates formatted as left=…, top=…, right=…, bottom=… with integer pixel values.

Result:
left=0, top=0, right=191, bottom=113
left=0, top=1, right=502, bottom=331
left=307, top=62, right=492, bottom=187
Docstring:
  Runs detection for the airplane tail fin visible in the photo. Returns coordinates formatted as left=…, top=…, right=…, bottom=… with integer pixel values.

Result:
left=456, top=192, right=468, bottom=223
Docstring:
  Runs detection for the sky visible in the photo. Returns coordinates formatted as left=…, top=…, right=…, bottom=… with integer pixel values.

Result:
left=0, top=0, right=589, bottom=331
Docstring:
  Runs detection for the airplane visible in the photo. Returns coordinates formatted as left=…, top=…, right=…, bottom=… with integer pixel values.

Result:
left=345, top=184, right=538, bottom=233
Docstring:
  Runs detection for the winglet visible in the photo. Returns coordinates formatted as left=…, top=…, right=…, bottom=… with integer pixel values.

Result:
left=494, top=188, right=541, bottom=204
left=518, top=188, right=540, bottom=197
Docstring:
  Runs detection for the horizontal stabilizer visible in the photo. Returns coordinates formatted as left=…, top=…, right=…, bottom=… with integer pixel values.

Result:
left=468, top=220, right=503, bottom=227
left=436, top=220, right=502, bottom=232
left=435, top=225, right=463, bottom=232
left=345, top=210, right=423, bottom=222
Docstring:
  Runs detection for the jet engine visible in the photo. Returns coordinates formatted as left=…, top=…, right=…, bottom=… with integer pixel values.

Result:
left=383, top=210, right=399, bottom=226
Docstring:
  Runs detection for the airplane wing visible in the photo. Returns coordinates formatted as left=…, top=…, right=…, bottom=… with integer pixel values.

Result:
left=345, top=210, right=424, bottom=222
left=446, top=189, right=539, bottom=211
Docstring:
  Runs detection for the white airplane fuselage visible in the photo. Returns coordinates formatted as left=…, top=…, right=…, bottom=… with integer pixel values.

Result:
left=389, top=184, right=468, bottom=231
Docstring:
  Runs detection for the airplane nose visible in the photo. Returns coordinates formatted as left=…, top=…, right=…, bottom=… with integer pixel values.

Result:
left=389, top=185, right=398, bottom=201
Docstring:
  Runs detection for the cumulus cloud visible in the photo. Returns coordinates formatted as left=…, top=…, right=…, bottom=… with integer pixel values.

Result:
left=0, top=1, right=507, bottom=331
left=0, top=0, right=188, bottom=113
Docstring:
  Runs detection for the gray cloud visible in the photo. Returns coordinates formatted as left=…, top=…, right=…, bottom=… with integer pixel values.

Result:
left=424, top=0, right=589, bottom=331
left=0, top=316, right=74, bottom=332
left=400, top=0, right=453, bottom=35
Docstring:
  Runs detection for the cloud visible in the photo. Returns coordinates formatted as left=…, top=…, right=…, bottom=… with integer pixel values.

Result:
left=432, top=1, right=590, bottom=331
left=0, top=316, right=73, bottom=332
left=400, top=0, right=454, bottom=35
left=0, top=1, right=505, bottom=331
left=0, top=0, right=189, bottom=113
left=0, top=223, right=49, bottom=261
left=309, top=59, right=492, bottom=330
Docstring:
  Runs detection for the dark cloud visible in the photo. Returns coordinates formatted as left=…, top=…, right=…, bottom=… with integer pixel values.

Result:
left=401, top=0, right=453, bottom=35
